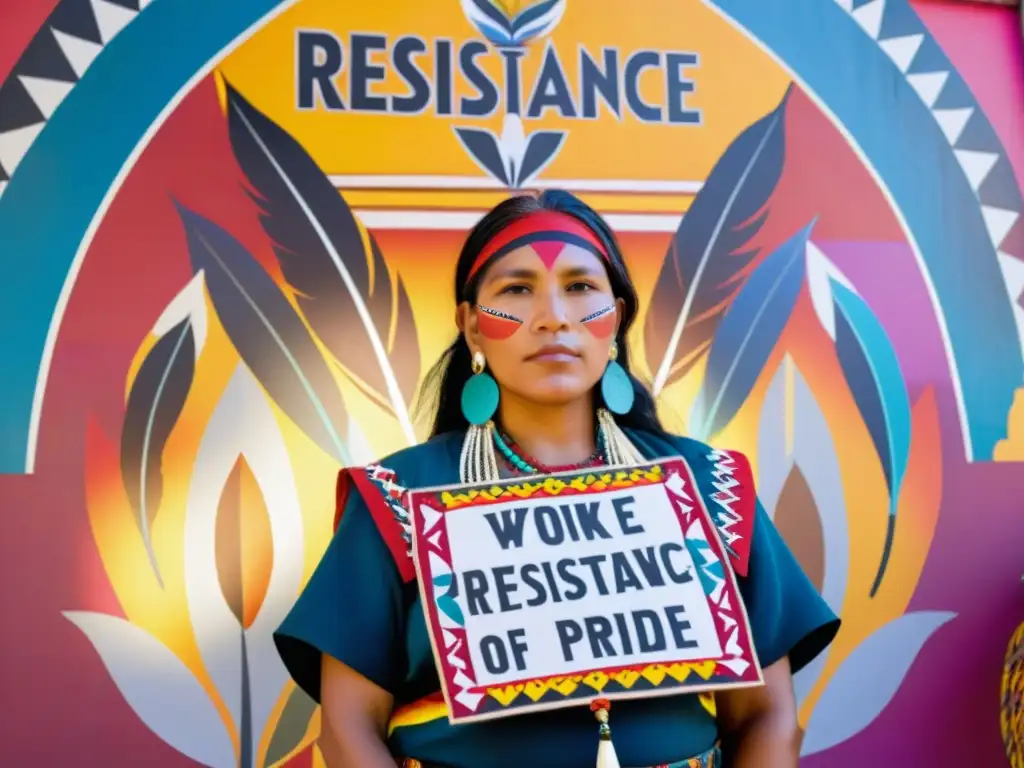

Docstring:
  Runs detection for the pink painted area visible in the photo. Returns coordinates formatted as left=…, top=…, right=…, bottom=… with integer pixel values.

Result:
left=911, top=0, right=1024, bottom=194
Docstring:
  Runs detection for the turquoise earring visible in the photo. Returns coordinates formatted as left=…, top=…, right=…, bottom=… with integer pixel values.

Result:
left=601, top=342, right=634, bottom=415
left=461, top=350, right=499, bottom=425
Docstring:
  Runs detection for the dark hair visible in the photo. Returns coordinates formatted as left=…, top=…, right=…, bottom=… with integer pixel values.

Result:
left=418, top=189, right=665, bottom=438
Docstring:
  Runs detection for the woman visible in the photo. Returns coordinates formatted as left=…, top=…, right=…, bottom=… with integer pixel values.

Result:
left=274, top=191, right=840, bottom=767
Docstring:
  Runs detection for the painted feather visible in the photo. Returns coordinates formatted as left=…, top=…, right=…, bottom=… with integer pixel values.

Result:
left=831, top=280, right=911, bottom=597
left=758, top=355, right=848, bottom=708
left=690, top=221, right=813, bottom=440
left=120, top=315, right=196, bottom=587
left=224, top=82, right=419, bottom=444
left=175, top=203, right=352, bottom=465
left=646, top=86, right=790, bottom=394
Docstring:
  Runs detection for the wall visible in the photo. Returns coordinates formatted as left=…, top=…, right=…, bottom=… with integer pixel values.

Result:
left=0, top=0, right=1022, bottom=765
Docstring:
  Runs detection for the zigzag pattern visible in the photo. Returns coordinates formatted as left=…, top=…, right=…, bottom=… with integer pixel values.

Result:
left=363, top=464, right=414, bottom=553
left=836, top=0, right=1024, bottom=358
left=706, top=449, right=743, bottom=556
left=0, top=0, right=151, bottom=198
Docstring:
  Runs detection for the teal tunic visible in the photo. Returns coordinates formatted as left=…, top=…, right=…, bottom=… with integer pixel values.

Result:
left=274, top=430, right=839, bottom=767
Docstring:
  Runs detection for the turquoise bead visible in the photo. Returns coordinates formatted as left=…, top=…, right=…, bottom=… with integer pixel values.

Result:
left=601, top=360, right=635, bottom=415
left=461, top=371, right=499, bottom=425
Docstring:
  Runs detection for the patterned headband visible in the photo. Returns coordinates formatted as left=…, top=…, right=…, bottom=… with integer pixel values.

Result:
left=465, top=211, right=611, bottom=283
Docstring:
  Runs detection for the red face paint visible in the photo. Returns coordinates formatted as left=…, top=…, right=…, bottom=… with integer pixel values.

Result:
left=529, top=240, right=567, bottom=271
left=477, top=306, right=523, bottom=340
left=581, top=305, right=616, bottom=339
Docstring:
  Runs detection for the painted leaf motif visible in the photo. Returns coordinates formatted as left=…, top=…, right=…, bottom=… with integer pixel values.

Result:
left=184, top=365, right=305, bottom=760
left=225, top=84, right=419, bottom=443
left=773, top=465, right=824, bottom=591
left=120, top=314, right=196, bottom=587
left=830, top=280, right=912, bottom=596
left=215, top=455, right=273, bottom=629
left=801, top=610, right=956, bottom=756
left=264, top=686, right=318, bottom=767
left=757, top=356, right=849, bottom=709
left=690, top=222, right=813, bottom=440
left=646, top=86, right=789, bottom=394
left=175, top=203, right=351, bottom=465
left=64, top=611, right=236, bottom=768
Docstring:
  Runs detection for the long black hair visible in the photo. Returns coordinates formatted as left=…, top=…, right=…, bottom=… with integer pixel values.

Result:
left=418, top=189, right=665, bottom=438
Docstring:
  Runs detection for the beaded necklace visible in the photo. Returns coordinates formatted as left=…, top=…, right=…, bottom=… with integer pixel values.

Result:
left=492, top=428, right=607, bottom=475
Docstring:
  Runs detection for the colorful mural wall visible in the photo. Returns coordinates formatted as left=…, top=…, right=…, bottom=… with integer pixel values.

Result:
left=1, top=0, right=1023, bottom=765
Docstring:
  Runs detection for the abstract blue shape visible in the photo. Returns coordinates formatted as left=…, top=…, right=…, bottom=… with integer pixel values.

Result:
left=801, top=611, right=956, bottom=756
left=831, top=280, right=911, bottom=596
left=436, top=594, right=466, bottom=626
left=690, top=222, right=814, bottom=440
left=0, top=0, right=288, bottom=473
left=710, top=0, right=1022, bottom=461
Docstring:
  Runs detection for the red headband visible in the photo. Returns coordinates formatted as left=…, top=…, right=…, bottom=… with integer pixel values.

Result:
left=466, top=211, right=610, bottom=283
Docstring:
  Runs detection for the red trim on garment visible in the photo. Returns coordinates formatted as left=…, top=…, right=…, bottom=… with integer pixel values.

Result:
left=714, top=449, right=757, bottom=577
left=334, top=467, right=417, bottom=582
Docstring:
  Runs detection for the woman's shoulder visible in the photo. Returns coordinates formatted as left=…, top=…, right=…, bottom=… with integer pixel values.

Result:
left=374, top=431, right=464, bottom=482
left=627, top=428, right=750, bottom=471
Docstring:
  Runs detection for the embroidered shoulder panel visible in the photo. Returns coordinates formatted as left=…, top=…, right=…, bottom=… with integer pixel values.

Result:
left=705, top=448, right=757, bottom=577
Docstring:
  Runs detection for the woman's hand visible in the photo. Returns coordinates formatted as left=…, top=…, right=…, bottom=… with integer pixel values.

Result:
left=715, top=656, right=801, bottom=767
left=319, top=654, right=398, bottom=767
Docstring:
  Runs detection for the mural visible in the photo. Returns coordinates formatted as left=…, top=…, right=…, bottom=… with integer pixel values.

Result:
left=0, top=0, right=1022, bottom=765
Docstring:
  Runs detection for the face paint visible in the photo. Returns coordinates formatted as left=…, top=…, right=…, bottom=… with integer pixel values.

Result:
left=581, top=305, right=616, bottom=339
left=477, top=305, right=523, bottom=340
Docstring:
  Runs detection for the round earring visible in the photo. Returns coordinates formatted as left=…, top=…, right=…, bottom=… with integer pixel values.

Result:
left=601, top=342, right=635, bottom=415
left=461, top=350, right=500, bottom=425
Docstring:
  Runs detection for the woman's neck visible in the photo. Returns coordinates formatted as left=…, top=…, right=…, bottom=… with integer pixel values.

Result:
left=497, top=392, right=596, bottom=468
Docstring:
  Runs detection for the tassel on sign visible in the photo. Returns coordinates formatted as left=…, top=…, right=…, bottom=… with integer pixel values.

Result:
left=591, top=699, right=621, bottom=768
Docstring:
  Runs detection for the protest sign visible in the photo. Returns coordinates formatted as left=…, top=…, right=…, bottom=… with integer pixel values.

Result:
left=407, top=457, right=763, bottom=724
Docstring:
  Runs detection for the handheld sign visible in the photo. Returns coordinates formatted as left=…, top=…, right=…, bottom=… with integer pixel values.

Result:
left=407, top=457, right=763, bottom=724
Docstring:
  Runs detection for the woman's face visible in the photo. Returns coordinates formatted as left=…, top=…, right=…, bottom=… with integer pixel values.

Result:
left=460, top=242, right=623, bottom=407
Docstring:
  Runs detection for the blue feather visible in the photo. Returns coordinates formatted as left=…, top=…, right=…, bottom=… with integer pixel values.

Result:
left=175, top=204, right=351, bottom=465
left=690, top=221, right=814, bottom=440
left=830, top=281, right=911, bottom=596
left=646, top=86, right=789, bottom=394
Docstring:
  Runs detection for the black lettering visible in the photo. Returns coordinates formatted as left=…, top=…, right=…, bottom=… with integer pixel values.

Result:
left=578, top=554, right=609, bottom=595
left=391, top=37, right=430, bottom=113
left=632, top=547, right=666, bottom=588
left=556, top=619, right=583, bottom=662
left=575, top=502, right=611, bottom=541
left=580, top=47, right=620, bottom=119
left=435, top=39, right=453, bottom=115
left=484, top=507, right=528, bottom=550
left=509, top=628, right=529, bottom=671
left=634, top=609, right=667, bottom=652
left=612, top=495, right=644, bottom=535
left=521, top=563, right=547, bottom=607
left=501, top=48, right=525, bottom=115
left=296, top=31, right=344, bottom=110
left=459, top=41, right=499, bottom=116
left=480, top=635, right=509, bottom=674
left=584, top=616, right=616, bottom=658
left=613, top=612, right=634, bottom=655
left=534, top=505, right=565, bottom=545
left=665, top=605, right=699, bottom=650
left=624, top=50, right=663, bottom=122
left=541, top=561, right=564, bottom=603
left=350, top=34, right=387, bottom=111
left=527, top=44, right=577, bottom=118
left=556, top=558, right=587, bottom=600
left=665, top=52, right=700, bottom=124
left=558, top=504, right=581, bottom=542
left=611, top=551, right=643, bottom=593
left=463, top=570, right=492, bottom=616
left=492, top=565, right=521, bottom=612
left=660, top=543, right=693, bottom=585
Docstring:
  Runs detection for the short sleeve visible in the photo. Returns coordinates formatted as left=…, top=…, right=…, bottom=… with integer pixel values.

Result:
left=273, top=491, right=406, bottom=702
left=739, top=502, right=841, bottom=674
